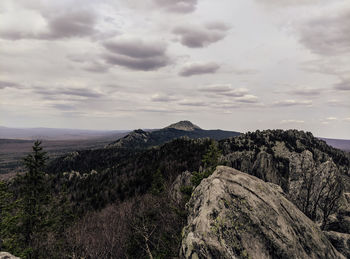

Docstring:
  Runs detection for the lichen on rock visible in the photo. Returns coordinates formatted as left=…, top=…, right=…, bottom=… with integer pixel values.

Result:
left=180, top=166, right=343, bottom=259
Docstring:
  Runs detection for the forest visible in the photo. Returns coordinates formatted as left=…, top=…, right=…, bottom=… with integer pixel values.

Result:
left=1, top=129, right=349, bottom=258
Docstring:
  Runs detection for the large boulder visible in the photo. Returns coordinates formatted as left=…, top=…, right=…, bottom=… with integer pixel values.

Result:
left=0, top=252, right=20, bottom=259
left=180, top=166, right=343, bottom=259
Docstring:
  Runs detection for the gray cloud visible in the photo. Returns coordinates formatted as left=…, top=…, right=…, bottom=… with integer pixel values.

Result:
left=51, top=103, right=77, bottom=111
left=273, top=99, right=312, bottom=107
left=0, top=81, right=22, bottom=89
left=103, top=39, right=170, bottom=71
left=104, top=40, right=166, bottom=59
left=199, top=84, right=232, bottom=93
left=151, top=94, right=178, bottom=102
left=199, top=84, right=249, bottom=97
left=179, top=62, right=220, bottom=77
left=46, top=10, right=97, bottom=39
left=83, top=62, right=109, bottom=73
left=179, top=100, right=206, bottom=107
left=299, top=8, right=350, bottom=55
left=154, top=0, right=197, bottom=13
left=1, top=9, right=98, bottom=40
left=289, top=88, right=322, bottom=96
left=173, top=22, right=229, bottom=48
left=235, top=95, right=259, bottom=103
left=35, top=87, right=104, bottom=99
left=334, top=80, right=350, bottom=91
left=104, top=54, right=169, bottom=71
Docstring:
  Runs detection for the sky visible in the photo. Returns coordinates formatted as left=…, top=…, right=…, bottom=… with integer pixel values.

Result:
left=0, top=0, right=349, bottom=138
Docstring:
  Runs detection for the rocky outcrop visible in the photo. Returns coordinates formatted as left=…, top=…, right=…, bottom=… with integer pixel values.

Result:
left=0, top=252, right=20, bottom=259
left=180, top=166, right=343, bottom=259
left=170, top=171, right=192, bottom=203
left=107, top=129, right=151, bottom=148
left=221, top=132, right=349, bottom=228
left=324, top=231, right=350, bottom=258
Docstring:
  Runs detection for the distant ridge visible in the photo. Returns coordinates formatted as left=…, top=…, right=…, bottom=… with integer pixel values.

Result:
left=107, top=121, right=240, bottom=149
left=320, top=137, right=350, bottom=152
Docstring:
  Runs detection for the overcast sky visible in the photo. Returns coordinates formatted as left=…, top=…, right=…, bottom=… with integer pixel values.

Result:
left=0, top=0, right=349, bottom=138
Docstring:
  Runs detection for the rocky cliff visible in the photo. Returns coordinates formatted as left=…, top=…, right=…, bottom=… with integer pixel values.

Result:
left=180, top=166, right=343, bottom=259
left=220, top=130, right=350, bottom=230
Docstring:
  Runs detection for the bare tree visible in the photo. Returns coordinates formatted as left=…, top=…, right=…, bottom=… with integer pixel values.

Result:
left=65, top=201, right=133, bottom=258
left=319, top=174, right=343, bottom=230
left=293, top=161, right=343, bottom=229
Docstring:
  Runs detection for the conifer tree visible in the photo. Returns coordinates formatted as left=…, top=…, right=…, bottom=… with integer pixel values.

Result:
left=21, top=140, right=49, bottom=258
left=202, top=140, right=221, bottom=171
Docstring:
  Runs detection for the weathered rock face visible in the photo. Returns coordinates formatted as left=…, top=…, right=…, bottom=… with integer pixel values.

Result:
left=324, top=231, right=350, bottom=259
left=328, top=192, right=350, bottom=233
left=180, top=166, right=343, bottom=259
left=222, top=136, right=347, bottom=228
left=0, top=252, right=20, bottom=259
left=170, top=171, right=192, bottom=204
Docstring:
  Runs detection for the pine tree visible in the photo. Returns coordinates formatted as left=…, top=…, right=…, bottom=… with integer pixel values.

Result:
left=192, top=140, right=222, bottom=187
left=21, top=140, right=49, bottom=258
left=150, top=169, right=165, bottom=195
left=202, top=140, right=221, bottom=171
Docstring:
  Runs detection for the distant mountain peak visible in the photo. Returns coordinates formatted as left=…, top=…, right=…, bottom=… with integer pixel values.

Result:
left=166, top=121, right=201, bottom=131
